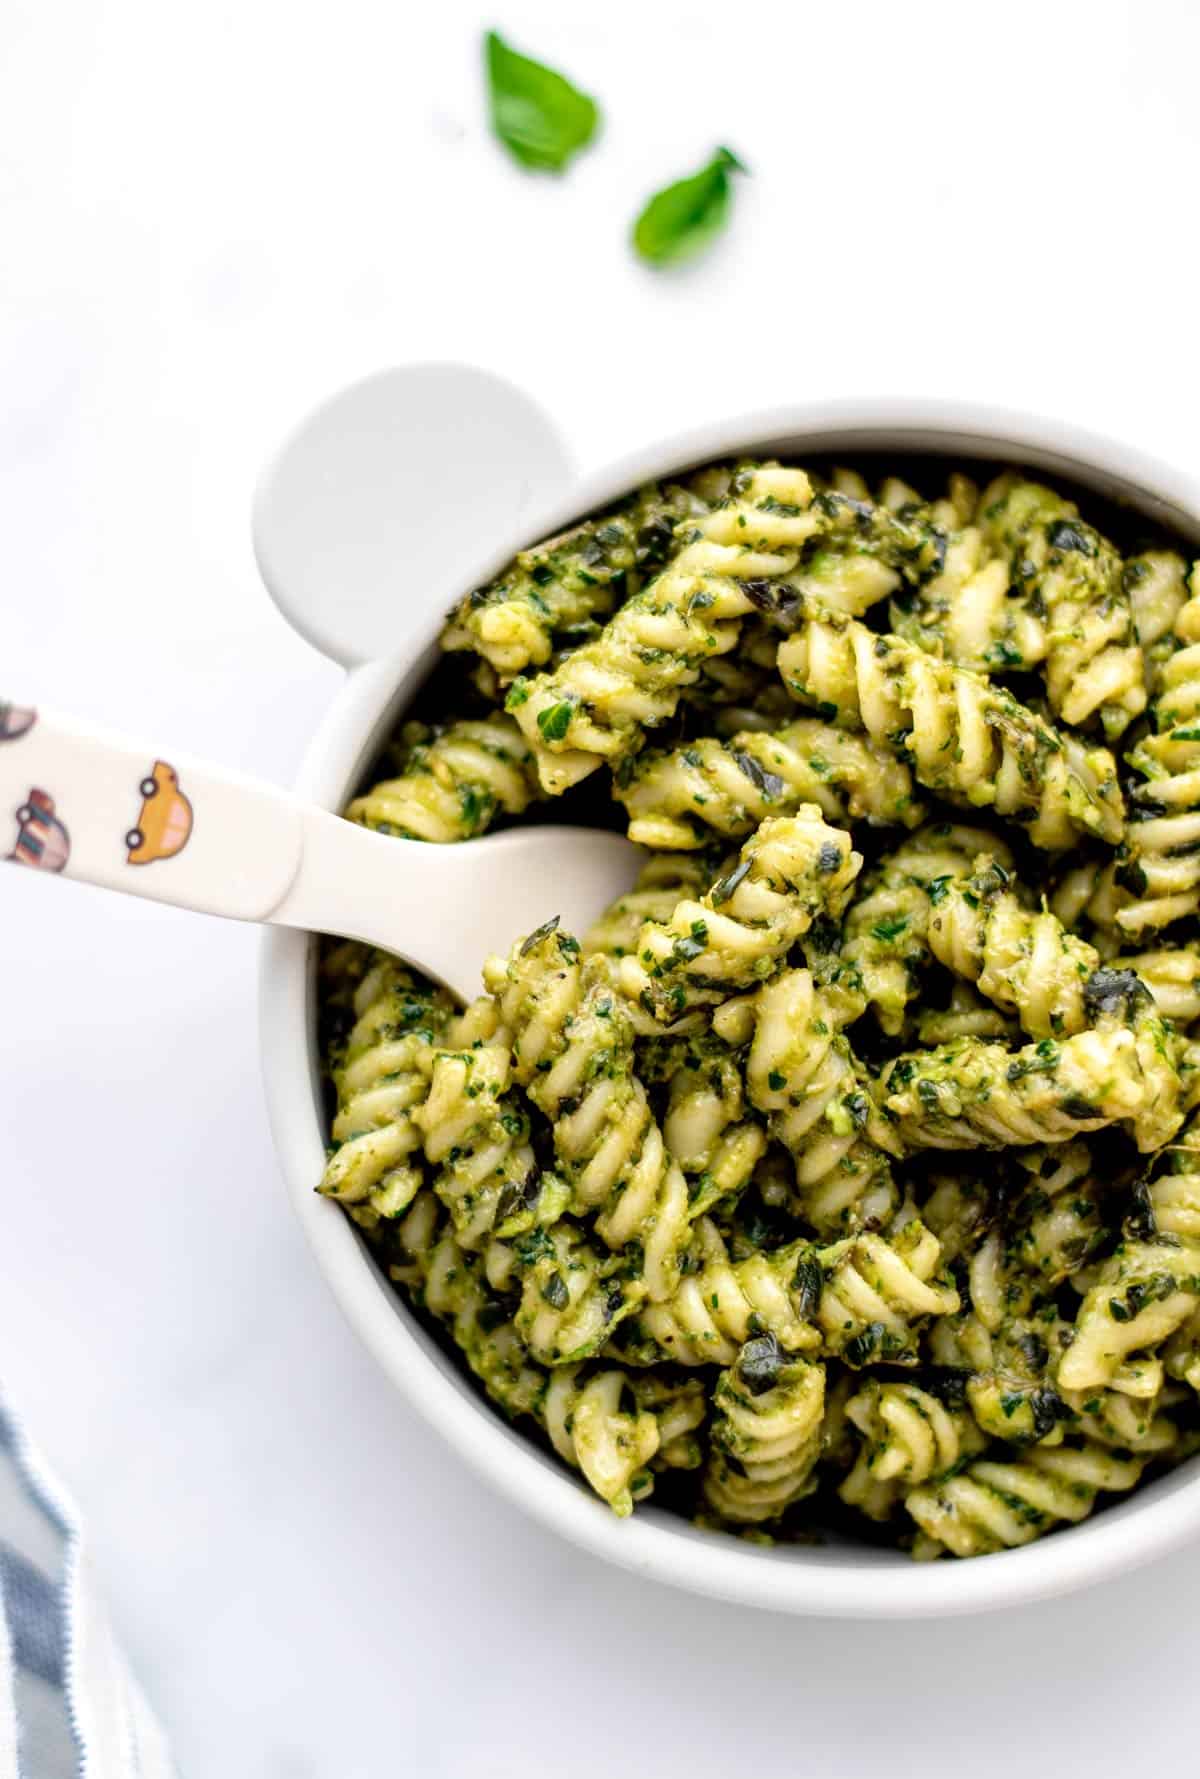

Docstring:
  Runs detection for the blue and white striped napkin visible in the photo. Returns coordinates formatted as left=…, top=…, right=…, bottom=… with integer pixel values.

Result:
left=0, top=1388, right=174, bottom=1778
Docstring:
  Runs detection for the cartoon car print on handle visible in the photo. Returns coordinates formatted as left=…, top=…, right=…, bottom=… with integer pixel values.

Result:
left=0, top=703, right=36, bottom=742
left=127, top=761, right=193, bottom=865
left=9, top=788, right=70, bottom=871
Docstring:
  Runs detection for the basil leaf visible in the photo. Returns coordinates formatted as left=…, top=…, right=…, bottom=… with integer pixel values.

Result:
left=484, top=30, right=600, bottom=172
left=632, top=146, right=747, bottom=267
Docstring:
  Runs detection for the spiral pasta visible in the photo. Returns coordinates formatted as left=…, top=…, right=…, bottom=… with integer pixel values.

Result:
left=1114, top=576, right=1200, bottom=933
left=1163, top=1313, right=1200, bottom=1395
left=317, top=938, right=374, bottom=1061
left=918, top=1290, right=1071, bottom=1440
left=397, top=1194, right=704, bottom=1515
left=777, top=606, right=1125, bottom=849
left=442, top=479, right=709, bottom=676
left=414, top=1039, right=550, bottom=1249
left=1057, top=1239, right=1200, bottom=1392
left=839, top=1381, right=986, bottom=1521
left=398, top=1192, right=545, bottom=1412
left=1049, top=855, right=1128, bottom=942
left=889, top=517, right=1046, bottom=674
left=878, top=971, right=1181, bottom=1155
left=617, top=810, right=861, bottom=1022
left=1003, top=1142, right=1109, bottom=1285
left=1145, top=1111, right=1200, bottom=1242
left=1125, top=549, right=1190, bottom=695
left=483, top=927, right=692, bottom=1302
left=1057, top=1383, right=1180, bottom=1454
left=779, top=479, right=948, bottom=617
left=582, top=851, right=715, bottom=962
left=932, top=1286, right=1175, bottom=1456
left=1121, top=942, right=1200, bottom=1024
left=318, top=954, right=454, bottom=1227
left=879, top=1027, right=1134, bottom=1152
left=961, top=1315, right=1078, bottom=1445
left=543, top=1369, right=660, bottom=1513
left=925, top=856, right=1101, bottom=1038
left=906, top=1442, right=1146, bottom=1557
left=656, top=1029, right=767, bottom=1216
left=614, top=719, right=924, bottom=851
left=508, top=1221, right=645, bottom=1365
left=704, top=1339, right=825, bottom=1523
left=681, top=618, right=786, bottom=733
left=914, top=983, right=1018, bottom=1046
left=814, top=1220, right=960, bottom=1365
left=918, top=1170, right=992, bottom=1268
left=623, top=1217, right=822, bottom=1366
left=509, top=467, right=826, bottom=792
left=979, top=476, right=1145, bottom=739
left=543, top=1367, right=708, bottom=1514
left=746, top=969, right=899, bottom=1236
left=839, top=823, right=1016, bottom=1034
left=345, top=715, right=541, bottom=842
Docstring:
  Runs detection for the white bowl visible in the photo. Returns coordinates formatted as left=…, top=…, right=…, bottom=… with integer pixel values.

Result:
left=259, top=396, right=1200, bottom=1617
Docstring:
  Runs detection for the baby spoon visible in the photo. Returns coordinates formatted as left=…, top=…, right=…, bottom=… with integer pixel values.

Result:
left=1, top=365, right=635, bottom=996
left=0, top=702, right=639, bottom=1003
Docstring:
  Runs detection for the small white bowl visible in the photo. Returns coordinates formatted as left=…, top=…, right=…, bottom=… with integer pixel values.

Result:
left=259, top=396, right=1200, bottom=1617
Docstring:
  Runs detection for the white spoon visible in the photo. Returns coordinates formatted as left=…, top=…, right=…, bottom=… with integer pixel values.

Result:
left=0, top=702, right=639, bottom=1003
left=1, top=366, right=637, bottom=995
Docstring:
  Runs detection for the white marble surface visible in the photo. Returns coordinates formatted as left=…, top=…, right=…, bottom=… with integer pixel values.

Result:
left=3, top=1, right=1200, bottom=1772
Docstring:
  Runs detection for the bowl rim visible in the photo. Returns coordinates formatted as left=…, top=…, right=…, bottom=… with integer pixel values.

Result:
left=259, top=393, right=1200, bottom=1617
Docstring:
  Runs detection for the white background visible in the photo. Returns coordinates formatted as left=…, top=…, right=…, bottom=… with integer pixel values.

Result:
left=3, top=1, right=1200, bottom=1773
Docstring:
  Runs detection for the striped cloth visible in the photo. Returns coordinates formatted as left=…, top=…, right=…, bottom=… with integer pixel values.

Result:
left=0, top=1389, right=174, bottom=1778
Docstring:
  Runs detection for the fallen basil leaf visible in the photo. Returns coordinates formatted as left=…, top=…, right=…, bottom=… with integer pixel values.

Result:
left=632, top=145, right=747, bottom=267
left=484, top=30, right=600, bottom=172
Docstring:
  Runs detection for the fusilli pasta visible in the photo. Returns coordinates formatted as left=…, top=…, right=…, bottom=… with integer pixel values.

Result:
left=777, top=606, right=1125, bottom=848
left=318, top=954, right=454, bottom=1226
left=1057, top=1239, right=1200, bottom=1392
left=704, top=1339, right=825, bottom=1523
left=346, top=716, right=540, bottom=843
left=614, top=719, right=923, bottom=850
left=839, top=823, right=1016, bottom=1034
left=395, top=1192, right=704, bottom=1516
left=621, top=1217, right=822, bottom=1366
left=443, top=480, right=710, bottom=676
left=746, top=968, right=900, bottom=1235
left=924, top=856, right=1101, bottom=1038
left=617, top=809, right=860, bottom=1021
left=509, top=466, right=825, bottom=792
left=813, top=1220, right=960, bottom=1365
left=839, top=1379, right=986, bottom=1521
left=907, top=1442, right=1146, bottom=1556
left=979, top=476, right=1145, bottom=739
left=1115, top=574, right=1200, bottom=932
left=878, top=970, right=1181, bottom=1155
left=582, top=851, right=715, bottom=962
left=483, top=925, right=690, bottom=1301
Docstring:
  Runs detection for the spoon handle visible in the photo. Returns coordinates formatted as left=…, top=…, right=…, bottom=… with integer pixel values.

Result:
left=0, top=697, right=308, bottom=918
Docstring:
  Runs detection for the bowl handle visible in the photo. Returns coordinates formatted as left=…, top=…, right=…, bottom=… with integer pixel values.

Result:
left=251, top=362, right=577, bottom=667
